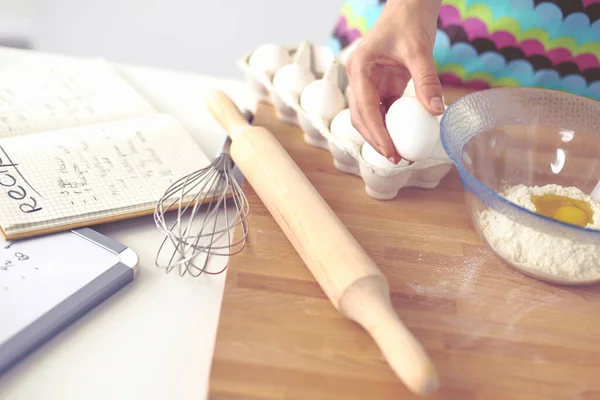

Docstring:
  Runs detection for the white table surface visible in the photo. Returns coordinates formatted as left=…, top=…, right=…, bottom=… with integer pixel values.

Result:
left=0, top=46, right=256, bottom=400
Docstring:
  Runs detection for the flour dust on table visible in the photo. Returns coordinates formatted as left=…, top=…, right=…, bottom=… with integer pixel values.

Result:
left=477, top=184, right=600, bottom=281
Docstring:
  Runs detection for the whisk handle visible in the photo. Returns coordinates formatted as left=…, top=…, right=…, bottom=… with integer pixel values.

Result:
left=205, top=89, right=251, bottom=140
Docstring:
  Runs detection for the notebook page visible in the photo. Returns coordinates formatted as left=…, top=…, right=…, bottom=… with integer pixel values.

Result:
left=0, top=113, right=212, bottom=237
left=0, top=58, right=157, bottom=138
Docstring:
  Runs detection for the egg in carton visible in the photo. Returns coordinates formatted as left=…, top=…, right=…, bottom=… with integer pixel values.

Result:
left=237, top=40, right=454, bottom=200
left=237, top=41, right=334, bottom=112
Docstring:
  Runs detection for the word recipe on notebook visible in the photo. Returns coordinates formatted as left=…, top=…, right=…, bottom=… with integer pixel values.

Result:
left=0, top=58, right=213, bottom=239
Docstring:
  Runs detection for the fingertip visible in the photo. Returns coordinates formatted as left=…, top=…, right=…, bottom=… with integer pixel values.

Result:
left=386, top=149, right=402, bottom=164
left=415, top=92, right=444, bottom=116
left=429, top=96, right=445, bottom=115
left=372, top=138, right=389, bottom=158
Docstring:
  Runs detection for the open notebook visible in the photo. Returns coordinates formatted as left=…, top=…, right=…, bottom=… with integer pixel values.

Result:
left=0, top=58, right=213, bottom=240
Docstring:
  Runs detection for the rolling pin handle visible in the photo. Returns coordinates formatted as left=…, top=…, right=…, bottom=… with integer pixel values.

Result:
left=205, top=89, right=250, bottom=140
left=339, top=276, right=439, bottom=396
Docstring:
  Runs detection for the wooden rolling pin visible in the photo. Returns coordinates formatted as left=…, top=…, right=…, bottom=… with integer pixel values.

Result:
left=205, top=89, right=439, bottom=396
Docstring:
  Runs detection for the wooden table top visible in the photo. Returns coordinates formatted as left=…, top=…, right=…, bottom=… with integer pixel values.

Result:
left=208, top=89, right=600, bottom=400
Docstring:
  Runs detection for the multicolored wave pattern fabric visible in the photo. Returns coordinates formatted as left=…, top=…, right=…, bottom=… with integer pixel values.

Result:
left=329, top=0, right=600, bottom=101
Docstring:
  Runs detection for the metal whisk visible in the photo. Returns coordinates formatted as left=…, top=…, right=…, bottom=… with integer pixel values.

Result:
left=153, top=129, right=250, bottom=277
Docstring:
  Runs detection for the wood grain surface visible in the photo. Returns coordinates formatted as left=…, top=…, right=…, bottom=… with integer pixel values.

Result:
left=208, top=89, right=600, bottom=400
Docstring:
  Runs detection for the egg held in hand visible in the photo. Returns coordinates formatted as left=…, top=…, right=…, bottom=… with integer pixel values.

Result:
left=385, top=97, right=440, bottom=162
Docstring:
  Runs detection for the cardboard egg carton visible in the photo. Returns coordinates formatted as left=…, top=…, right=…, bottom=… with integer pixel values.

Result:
left=236, top=40, right=453, bottom=200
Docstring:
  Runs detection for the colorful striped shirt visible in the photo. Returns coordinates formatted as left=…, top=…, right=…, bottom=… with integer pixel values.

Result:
left=329, top=0, right=600, bottom=101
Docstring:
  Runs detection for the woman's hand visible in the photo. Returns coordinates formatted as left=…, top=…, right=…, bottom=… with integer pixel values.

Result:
left=346, top=0, right=444, bottom=163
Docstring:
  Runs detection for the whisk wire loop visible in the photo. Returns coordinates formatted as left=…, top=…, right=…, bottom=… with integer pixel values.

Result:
left=153, top=136, right=249, bottom=277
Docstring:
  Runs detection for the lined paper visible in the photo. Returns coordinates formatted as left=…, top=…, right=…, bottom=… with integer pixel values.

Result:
left=0, top=59, right=157, bottom=138
left=0, top=113, right=211, bottom=236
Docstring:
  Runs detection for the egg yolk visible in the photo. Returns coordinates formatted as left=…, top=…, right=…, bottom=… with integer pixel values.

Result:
left=530, top=194, right=594, bottom=228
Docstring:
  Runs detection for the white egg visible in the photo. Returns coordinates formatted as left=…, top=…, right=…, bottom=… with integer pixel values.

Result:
left=330, top=108, right=364, bottom=146
left=361, top=142, right=409, bottom=169
left=248, top=43, right=292, bottom=78
left=273, top=64, right=316, bottom=99
left=385, top=96, right=440, bottom=162
left=300, top=80, right=346, bottom=122
left=403, top=79, right=416, bottom=97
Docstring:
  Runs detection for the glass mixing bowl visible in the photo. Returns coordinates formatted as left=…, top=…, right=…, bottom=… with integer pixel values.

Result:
left=440, top=87, right=600, bottom=285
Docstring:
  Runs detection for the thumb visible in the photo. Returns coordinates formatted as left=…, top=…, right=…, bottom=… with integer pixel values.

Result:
left=406, top=54, right=445, bottom=116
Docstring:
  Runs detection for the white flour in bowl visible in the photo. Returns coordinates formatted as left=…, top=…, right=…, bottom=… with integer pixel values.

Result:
left=477, top=184, right=600, bottom=281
